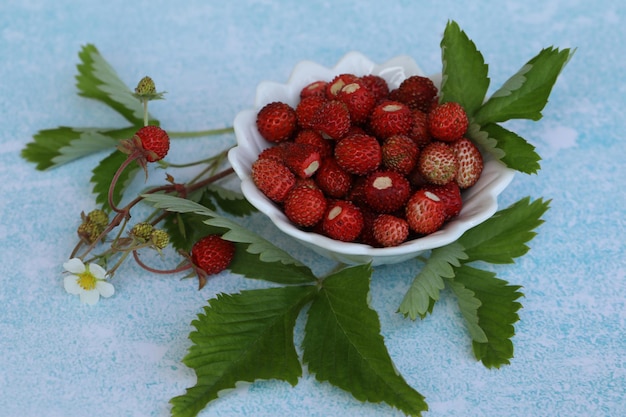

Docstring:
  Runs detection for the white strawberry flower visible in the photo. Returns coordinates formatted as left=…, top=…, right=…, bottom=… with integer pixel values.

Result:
left=63, top=258, right=114, bottom=305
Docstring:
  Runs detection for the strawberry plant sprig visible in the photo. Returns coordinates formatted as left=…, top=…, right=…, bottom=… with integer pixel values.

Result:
left=21, top=19, right=572, bottom=417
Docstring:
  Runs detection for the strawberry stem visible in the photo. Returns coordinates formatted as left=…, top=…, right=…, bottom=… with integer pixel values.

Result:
left=168, top=127, right=234, bottom=138
left=108, top=152, right=142, bottom=214
left=132, top=250, right=193, bottom=275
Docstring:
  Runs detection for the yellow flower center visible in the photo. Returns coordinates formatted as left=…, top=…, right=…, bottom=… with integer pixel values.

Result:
left=77, top=270, right=98, bottom=290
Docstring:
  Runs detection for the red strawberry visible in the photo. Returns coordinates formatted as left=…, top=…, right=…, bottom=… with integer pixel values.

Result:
left=381, top=134, right=419, bottom=175
left=312, top=100, right=352, bottom=140
left=451, top=137, right=484, bottom=189
left=251, top=158, right=296, bottom=202
left=191, top=235, right=236, bottom=276
left=136, top=125, right=170, bottom=162
left=417, top=141, right=459, bottom=185
left=337, top=80, right=376, bottom=125
left=283, top=186, right=327, bottom=227
left=281, top=142, right=322, bottom=178
left=294, top=129, right=333, bottom=160
left=300, top=80, right=328, bottom=99
left=296, top=95, right=327, bottom=129
left=256, top=101, right=297, bottom=143
left=257, top=145, right=284, bottom=162
left=427, top=102, right=468, bottom=142
left=326, top=73, right=359, bottom=98
left=358, top=207, right=381, bottom=247
left=389, top=75, right=438, bottom=113
left=369, top=100, right=413, bottom=139
left=373, top=214, right=410, bottom=247
left=334, top=133, right=382, bottom=175
left=423, top=181, right=463, bottom=220
left=315, top=158, right=353, bottom=198
left=322, top=200, right=364, bottom=242
left=363, top=170, right=411, bottom=213
left=359, top=74, right=390, bottom=103
left=405, top=189, right=447, bottom=235
left=407, top=109, right=432, bottom=148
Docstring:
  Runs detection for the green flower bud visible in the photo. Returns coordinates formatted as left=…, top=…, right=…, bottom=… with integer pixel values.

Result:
left=150, top=229, right=170, bottom=249
left=86, top=209, right=109, bottom=228
left=77, top=222, right=102, bottom=243
left=135, top=76, right=156, bottom=95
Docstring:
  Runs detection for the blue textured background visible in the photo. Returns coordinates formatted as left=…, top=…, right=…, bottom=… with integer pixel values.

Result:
left=1, top=1, right=624, bottom=416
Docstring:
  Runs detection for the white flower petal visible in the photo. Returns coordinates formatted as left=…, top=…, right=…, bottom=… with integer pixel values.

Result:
left=80, top=290, right=100, bottom=305
left=88, top=263, right=107, bottom=280
left=63, top=258, right=86, bottom=274
left=64, top=276, right=82, bottom=295
left=96, top=281, right=115, bottom=298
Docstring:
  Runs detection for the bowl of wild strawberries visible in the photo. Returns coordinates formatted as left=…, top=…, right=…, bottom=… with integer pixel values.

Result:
left=228, top=52, right=515, bottom=266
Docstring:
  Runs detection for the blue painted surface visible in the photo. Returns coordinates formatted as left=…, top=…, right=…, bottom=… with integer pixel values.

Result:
left=0, top=1, right=624, bottom=416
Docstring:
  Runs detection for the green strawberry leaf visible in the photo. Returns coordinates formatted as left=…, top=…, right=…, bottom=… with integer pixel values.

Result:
left=170, top=285, right=317, bottom=417
left=203, top=185, right=257, bottom=217
left=440, top=20, right=490, bottom=116
left=76, top=44, right=157, bottom=125
left=142, top=194, right=315, bottom=281
left=163, top=211, right=226, bottom=252
left=446, top=279, right=488, bottom=343
left=21, top=126, right=136, bottom=170
left=91, top=150, right=140, bottom=211
left=398, top=242, right=468, bottom=320
left=303, top=264, right=428, bottom=416
left=451, top=264, right=524, bottom=368
left=467, top=123, right=541, bottom=174
left=458, top=197, right=550, bottom=264
left=473, top=47, right=574, bottom=124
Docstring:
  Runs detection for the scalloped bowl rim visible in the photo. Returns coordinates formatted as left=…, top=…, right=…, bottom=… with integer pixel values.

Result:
left=228, top=51, right=515, bottom=265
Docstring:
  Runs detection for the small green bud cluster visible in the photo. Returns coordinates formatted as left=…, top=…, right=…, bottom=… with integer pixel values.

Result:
left=77, top=209, right=109, bottom=243
left=130, top=222, right=169, bottom=249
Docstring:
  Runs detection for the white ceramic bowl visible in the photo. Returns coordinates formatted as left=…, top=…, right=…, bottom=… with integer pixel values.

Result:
left=228, top=52, right=515, bottom=266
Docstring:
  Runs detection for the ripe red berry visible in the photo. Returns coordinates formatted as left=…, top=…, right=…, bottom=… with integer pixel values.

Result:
left=417, top=141, right=459, bottom=185
left=381, top=134, right=420, bottom=175
left=281, top=142, right=322, bottom=178
left=373, top=214, right=409, bottom=247
left=336, top=79, right=376, bottom=125
left=389, top=75, right=438, bottom=113
left=369, top=100, right=413, bottom=139
left=312, top=100, right=352, bottom=140
left=363, top=170, right=411, bottom=214
left=300, top=80, right=328, bottom=99
left=451, top=137, right=484, bottom=189
left=326, top=73, right=359, bottom=99
left=251, top=158, right=296, bottom=202
left=423, top=181, right=463, bottom=220
left=405, top=189, right=447, bottom=235
left=322, top=200, right=364, bottom=242
left=296, top=95, right=327, bottom=129
left=427, top=102, right=468, bottom=142
left=256, top=101, right=297, bottom=143
left=283, top=186, right=327, bottom=227
left=315, top=158, right=353, bottom=198
left=191, top=235, right=236, bottom=275
left=407, top=109, right=432, bottom=148
left=334, top=133, right=382, bottom=176
left=136, top=125, right=170, bottom=162
left=359, top=74, right=390, bottom=103
left=293, top=129, right=333, bottom=160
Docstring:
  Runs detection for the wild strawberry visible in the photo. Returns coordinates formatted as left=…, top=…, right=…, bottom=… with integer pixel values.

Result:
left=315, top=158, right=353, bottom=198
left=136, top=125, right=170, bottom=162
left=251, top=158, right=296, bottom=202
left=363, top=170, right=411, bottom=213
left=300, top=80, right=328, bottom=99
left=347, top=176, right=368, bottom=207
left=451, top=137, right=484, bottom=189
left=281, top=142, right=322, bottom=178
left=423, top=181, right=463, bottom=220
left=256, top=101, right=297, bottom=143
left=334, top=133, right=382, bottom=175
left=257, top=145, right=284, bottom=162
left=381, top=134, right=419, bottom=175
left=417, top=141, right=458, bottom=185
left=427, top=102, right=468, bottom=142
left=369, top=100, right=413, bottom=139
left=359, top=74, right=390, bottom=103
left=336, top=80, right=376, bottom=125
left=296, top=95, right=327, bottom=129
left=294, top=129, right=333, bottom=160
left=191, top=235, right=236, bottom=276
left=322, top=200, right=364, bottom=242
left=405, top=189, right=447, bottom=235
left=389, top=75, right=438, bottom=113
left=312, top=100, right=351, bottom=140
left=357, top=207, right=380, bottom=247
left=407, top=109, right=432, bottom=148
left=326, top=73, right=359, bottom=98
left=283, top=186, right=327, bottom=227
left=373, top=214, right=410, bottom=247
